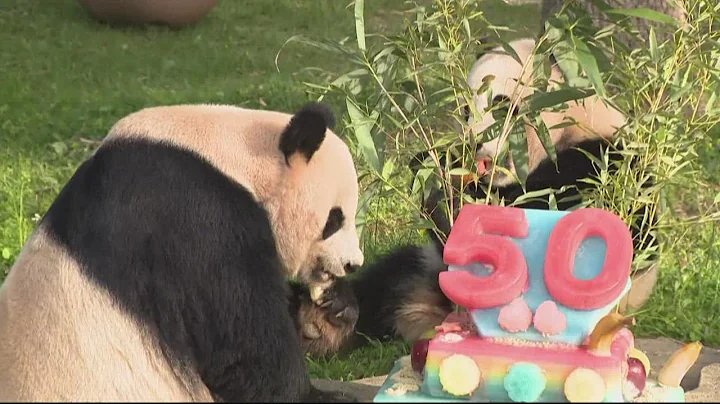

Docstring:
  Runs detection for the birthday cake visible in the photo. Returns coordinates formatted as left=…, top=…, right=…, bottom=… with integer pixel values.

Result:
left=373, top=205, right=701, bottom=403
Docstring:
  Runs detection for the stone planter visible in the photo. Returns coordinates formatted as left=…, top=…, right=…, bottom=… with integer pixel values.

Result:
left=77, top=0, right=220, bottom=29
left=618, top=260, right=660, bottom=314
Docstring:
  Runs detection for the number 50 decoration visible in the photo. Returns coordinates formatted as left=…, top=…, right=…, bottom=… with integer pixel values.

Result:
left=439, top=204, right=634, bottom=312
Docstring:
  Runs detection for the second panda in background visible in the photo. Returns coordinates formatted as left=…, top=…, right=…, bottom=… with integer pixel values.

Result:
left=295, top=37, right=660, bottom=359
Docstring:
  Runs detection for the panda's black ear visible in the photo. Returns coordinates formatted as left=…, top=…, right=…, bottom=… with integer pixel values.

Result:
left=409, top=149, right=457, bottom=175
left=474, top=34, right=494, bottom=60
left=279, top=102, right=336, bottom=165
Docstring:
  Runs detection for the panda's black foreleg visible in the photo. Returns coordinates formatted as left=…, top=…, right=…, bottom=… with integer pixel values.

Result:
left=197, top=278, right=313, bottom=403
left=197, top=318, right=311, bottom=402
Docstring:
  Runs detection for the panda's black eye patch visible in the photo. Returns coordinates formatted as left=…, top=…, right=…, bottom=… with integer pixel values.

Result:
left=493, top=95, right=510, bottom=105
left=491, top=95, right=518, bottom=120
left=462, top=104, right=471, bottom=123
left=322, top=207, right=345, bottom=240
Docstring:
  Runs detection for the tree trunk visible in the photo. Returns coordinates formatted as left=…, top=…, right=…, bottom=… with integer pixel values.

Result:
left=540, top=0, right=685, bottom=48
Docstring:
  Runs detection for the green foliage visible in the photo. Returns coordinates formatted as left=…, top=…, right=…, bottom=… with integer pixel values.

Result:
left=1, top=0, right=719, bottom=382
left=288, top=0, right=720, bottom=362
left=294, top=0, right=720, bottom=276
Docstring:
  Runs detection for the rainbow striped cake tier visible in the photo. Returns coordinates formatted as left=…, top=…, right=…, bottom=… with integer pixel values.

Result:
left=372, top=352, right=687, bottom=403
left=426, top=332, right=627, bottom=402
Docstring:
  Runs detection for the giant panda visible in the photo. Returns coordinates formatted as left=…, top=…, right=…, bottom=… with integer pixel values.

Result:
left=0, top=102, right=365, bottom=401
left=295, top=37, right=660, bottom=359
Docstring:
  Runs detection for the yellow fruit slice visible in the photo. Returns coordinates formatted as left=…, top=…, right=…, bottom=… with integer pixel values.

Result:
left=630, top=347, right=651, bottom=376
left=658, top=342, right=703, bottom=388
left=564, top=368, right=606, bottom=402
left=587, top=312, right=635, bottom=354
left=439, top=354, right=481, bottom=396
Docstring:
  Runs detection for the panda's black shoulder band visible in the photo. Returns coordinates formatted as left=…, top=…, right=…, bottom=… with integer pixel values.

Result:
left=279, top=102, right=336, bottom=165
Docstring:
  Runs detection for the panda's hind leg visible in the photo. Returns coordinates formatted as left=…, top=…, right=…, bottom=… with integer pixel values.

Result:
left=353, top=243, right=453, bottom=343
left=392, top=271, right=453, bottom=342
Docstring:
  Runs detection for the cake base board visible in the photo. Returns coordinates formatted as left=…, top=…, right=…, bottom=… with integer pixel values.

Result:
left=373, top=358, right=461, bottom=402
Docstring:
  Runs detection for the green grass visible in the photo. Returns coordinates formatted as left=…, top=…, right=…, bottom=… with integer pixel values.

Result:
left=1, top=0, right=718, bottom=384
left=633, top=132, right=720, bottom=344
left=0, top=0, right=404, bottom=270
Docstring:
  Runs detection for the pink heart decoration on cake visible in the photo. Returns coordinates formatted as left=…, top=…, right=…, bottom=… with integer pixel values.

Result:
left=533, top=300, right=567, bottom=336
left=498, top=297, right=533, bottom=332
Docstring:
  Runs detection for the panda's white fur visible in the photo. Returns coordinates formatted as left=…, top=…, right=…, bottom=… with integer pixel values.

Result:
left=295, top=38, right=659, bottom=358
left=0, top=102, right=362, bottom=401
left=0, top=233, right=208, bottom=401
left=105, top=104, right=364, bottom=283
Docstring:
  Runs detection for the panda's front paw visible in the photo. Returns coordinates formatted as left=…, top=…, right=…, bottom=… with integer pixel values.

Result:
left=317, top=278, right=359, bottom=328
left=297, top=278, right=359, bottom=357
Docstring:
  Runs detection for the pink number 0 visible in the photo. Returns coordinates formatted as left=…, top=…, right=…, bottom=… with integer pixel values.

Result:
left=439, top=205, right=633, bottom=311
left=544, top=208, right=633, bottom=310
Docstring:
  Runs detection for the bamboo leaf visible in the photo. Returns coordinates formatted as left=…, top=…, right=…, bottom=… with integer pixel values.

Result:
left=411, top=167, right=434, bottom=198
left=345, top=99, right=381, bottom=173
left=570, top=34, right=607, bottom=98
left=554, top=41, right=590, bottom=87
left=649, top=27, right=658, bottom=62
left=462, top=18, right=471, bottom=38
left=668, top=84, right=693, bottom=103
left=498, top=38, right=523, bottom=66
left=354, top=0, right=366, bottom=52
left=508, top=121, right=529, bottom=184
left=381, top=156, right=396, bottom=180
left=410, top=217, right=436, bottom=230
left=531, top=52, right=551, bottom=86
left=526, top=88, right=595, bottom=111
left=355, top=182, right=379, bottom=239
left=706, top=90, right=717, bottom=111
left=512, top=187, right=557, bottom=206
left=548, top=119, right=581, bottom=130
left=448, top=167, right=471, bottom=176
left=372, top=46, right=396, bottom=62
left=329, top=68, right=369, bottom=88
left=544, top=18, right=590, bottom=88
left=604, top=8, right=679, bottom=26
left=534, top=114, right=556, bottom=163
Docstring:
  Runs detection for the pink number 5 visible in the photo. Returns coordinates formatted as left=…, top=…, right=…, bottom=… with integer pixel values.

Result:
left=439, top=205, right=530, bottom=310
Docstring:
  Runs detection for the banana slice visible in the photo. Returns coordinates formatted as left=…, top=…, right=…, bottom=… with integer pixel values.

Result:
left=587, top=312, right=636, bottom=354
left=658, top=342, right=702, bottom=388
left=630, top=348, right=651, bottom=376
